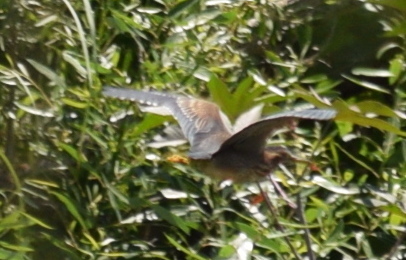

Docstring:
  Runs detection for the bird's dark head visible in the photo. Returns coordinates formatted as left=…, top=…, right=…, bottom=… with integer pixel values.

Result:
left=263, top=146, right=312, bottom=169
left=263, top=146, right=294, bottom=166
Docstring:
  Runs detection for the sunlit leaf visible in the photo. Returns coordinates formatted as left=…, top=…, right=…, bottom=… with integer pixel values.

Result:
left=311, top=176, right=359, bottom=195
left=62, top=51, right=87, bottom=77
left=376, top=42, right=400, bottom=59
left=368, top=0, right=406, bottom=11
left=293, top=88, right=333, bottom=107
left=27, top=59, right=66, bottom=87
left=193, top=66, right=212, bottom=81
left=137, top=7, right=162, bottom=14
left=301, top=74, right=329, bottom=84
left=206, top=0, right=233, bottom=5
left=20, top=212, right=53, bottom=230
left=218, top=245, right=236, bottom=258
left=384, top=20, right=406, bottom=37
left=361, top=236, right=374, bottom=259
left=351, top=67, right=393, bottom=77
left=57, top=143, right=87, bottom=162
left=61, top=97, right=89, bottom=108
left=268, top=85, right=286, bottom=96
left=25, top=179, right=59, bottom=188
left=354, top=197, right=388, bottom=207
left=14, top=102, right=55, bottom=117
left=35, top=14, right=58, bottom=27
left=355, top=100, right=406, bottom=118
left=0, top=241, right=33, bottom=252
left=233, top=76, right=255, bottom=105
left=207, top=75, right=234, bottom=117
left=342, top=75, right=390, bottom=94
left=257, top=237, right=288, bottom=254
left=133, top=114, right=169, bottom=136
left=389, top=56, right=404, bottom=85
left=84, top=232, right=100, bottom=250
left=336, top=121, right=354, bottom=136
left=305, top=208, right=319, bottom=223
left=380, top=205, right=406, bottom=219
left=174, top=9, right=222, bottom=32
left=334, top=100, right=406, bottom=136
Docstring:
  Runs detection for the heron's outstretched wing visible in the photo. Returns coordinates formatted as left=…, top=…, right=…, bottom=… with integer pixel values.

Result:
left=103, top=87, right=232, bottom=159
left=218, top=109, right=336, bottom=154
left=232, top=104, right=264, bottom=133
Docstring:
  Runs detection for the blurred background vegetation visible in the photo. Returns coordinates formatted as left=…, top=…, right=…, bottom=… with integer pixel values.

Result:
left=0, top=0, right=405, bottom=259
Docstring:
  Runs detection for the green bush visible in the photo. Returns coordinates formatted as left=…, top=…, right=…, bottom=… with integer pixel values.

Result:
left=0, top=0, right=405, bottom=259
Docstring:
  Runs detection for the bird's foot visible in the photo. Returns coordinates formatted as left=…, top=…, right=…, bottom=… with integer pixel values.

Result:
left=250, top=194, right=265, bottom=205
left=166, top=154, right=189, bottom=164
left=267, top=175, right=297, bottom=209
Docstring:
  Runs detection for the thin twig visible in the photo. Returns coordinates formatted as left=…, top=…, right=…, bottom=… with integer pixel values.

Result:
left=296, top=194, right=315, bottom=260
left=292, top=121, right=335, bottom=260
left=268, top=174, right=297, bottom=209
left=387, top=231, right=405, bottom=259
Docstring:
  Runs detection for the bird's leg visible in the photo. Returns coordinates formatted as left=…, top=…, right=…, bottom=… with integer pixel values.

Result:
left=256, top=182, right=302, bottom=259
left=267, top=174, right=297, bottom=209
left=166, top=154, right=189, bottom=164
left=269, top=156, right=319, bottom=209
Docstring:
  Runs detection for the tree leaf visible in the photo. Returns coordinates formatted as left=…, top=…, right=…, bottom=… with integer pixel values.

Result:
left=342, top=74, right=390, bottom=94
left=351, top=67, right=393, bottom=77
left=311, top=176, right=360, bottom=195
left=152, top=205, right=191, bottom=234
left=334, top=100, right=406, bottom=136
left=50, top=191, right=89, bottom=230
left=27, top=59, right=66, bottom=87
left=165, top=234, right=206, bottom=260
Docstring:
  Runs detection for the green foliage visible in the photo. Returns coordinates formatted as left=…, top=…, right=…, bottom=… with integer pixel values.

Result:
left=0, top=0, right=405, bottom=259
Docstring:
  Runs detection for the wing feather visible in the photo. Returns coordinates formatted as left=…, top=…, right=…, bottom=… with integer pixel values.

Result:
left=103, top=87, right=232, bottom=159
left=218, top=109, right=336, bottom=154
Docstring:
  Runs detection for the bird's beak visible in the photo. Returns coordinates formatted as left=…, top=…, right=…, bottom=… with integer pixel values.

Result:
left=291, top=156, right=312, bottom=164
left=291, top=156, right=321, bottom=172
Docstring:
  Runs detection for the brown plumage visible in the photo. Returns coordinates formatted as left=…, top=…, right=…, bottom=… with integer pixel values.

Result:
left=103, top=87, right=336, bottom=183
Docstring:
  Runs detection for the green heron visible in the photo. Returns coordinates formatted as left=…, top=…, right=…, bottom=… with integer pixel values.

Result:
left=103, top=87, right=336, bottom=183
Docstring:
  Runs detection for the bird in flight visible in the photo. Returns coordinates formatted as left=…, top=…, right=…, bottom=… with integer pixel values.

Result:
left=103, top=87, right=336, bottom=183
